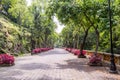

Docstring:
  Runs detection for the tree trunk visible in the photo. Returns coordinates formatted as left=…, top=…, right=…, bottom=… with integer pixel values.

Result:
left=94, top=27, right=99, bottom=55
left=78, top=26, right=90, bottom=58
left=84, top=12, right=99, bottom=55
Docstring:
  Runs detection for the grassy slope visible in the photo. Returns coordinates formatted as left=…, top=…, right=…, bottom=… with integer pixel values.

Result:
left=0, top=14, right=31, bottom=55
left=0, top=14, right=20, bottom=33
left=0, top=14, right=21, bottom=54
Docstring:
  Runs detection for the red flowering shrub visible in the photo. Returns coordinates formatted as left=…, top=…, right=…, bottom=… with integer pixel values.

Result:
left=72, top=50, right=86, bottom=55
left=89, top=54, right=102, bottom=64
left=0, top=55, right=3, bottom=64
left=0, top=54, right=15, bottom=65
left=74, top=50, right=80, bottom=55
left=41, top=48, right=49, bottom=51
left=71, top=49, right=77, bottom=54
left=65, top=48, right=72, bottom=52
left=65, top=48, right=86, bottom=57
left=32, top=48, right=41, bottom=53
left=32, top=48, right=53, bottom=54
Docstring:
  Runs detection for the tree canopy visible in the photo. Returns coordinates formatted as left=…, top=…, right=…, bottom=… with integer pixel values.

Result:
left=0, top=0, right=120, bottom=55
left=0, top=0, right=57, bottom=55
left=47, top=0, right=120, bottom=54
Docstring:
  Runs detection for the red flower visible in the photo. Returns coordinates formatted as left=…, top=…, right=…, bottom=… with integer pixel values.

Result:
left=0, top=54, right=15, bottom=65
left=32, top=48, right=53, bottom=54
left=89, top=54, right=102, bottom=63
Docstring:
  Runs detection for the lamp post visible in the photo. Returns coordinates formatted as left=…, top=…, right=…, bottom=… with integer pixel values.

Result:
left=108, top=0, right=117, bottom=73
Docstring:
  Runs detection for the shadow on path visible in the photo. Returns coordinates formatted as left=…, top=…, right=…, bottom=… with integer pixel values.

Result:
left=55, top=58, right=106, bottom=72
left=20, top=63, right=52, bottom=70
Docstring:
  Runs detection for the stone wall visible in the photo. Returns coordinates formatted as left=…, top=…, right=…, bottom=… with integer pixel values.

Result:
left=86, top=50, right=120, bottom=66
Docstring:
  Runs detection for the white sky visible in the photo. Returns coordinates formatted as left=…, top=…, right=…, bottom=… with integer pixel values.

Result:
left=26, top=0, right=65, bottom=34
left=26, top=0, right=32, bottom=6
left=53, top=16, right=65, bottom=34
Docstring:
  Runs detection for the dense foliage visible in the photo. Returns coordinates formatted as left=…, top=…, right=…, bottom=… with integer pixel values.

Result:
left=0, top=0, right=120, bottom=55
left=47, top=0, right=120, bottom=54
left=0, top=0, right=57, bottom=55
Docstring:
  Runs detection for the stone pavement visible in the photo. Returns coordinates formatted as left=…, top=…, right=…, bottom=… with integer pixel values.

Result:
left=0, top=48, right=120, bottom=80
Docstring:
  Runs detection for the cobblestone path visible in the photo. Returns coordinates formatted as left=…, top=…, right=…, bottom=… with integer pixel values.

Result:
left=0, top=48, right=120, bottom=80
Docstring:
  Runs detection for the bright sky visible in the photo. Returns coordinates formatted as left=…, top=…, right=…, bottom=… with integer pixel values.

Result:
left=53, top=16, right=65, bottom=34
left=26, top=0, right=65, bottom=33
left=26, top=0, right=32, bottom=6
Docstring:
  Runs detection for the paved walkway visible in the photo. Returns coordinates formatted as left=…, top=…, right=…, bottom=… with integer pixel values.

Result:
left=0, top=48, right=120, bottom=80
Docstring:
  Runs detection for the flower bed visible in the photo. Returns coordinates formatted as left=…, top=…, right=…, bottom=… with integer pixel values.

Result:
left=0, top=54, right=15, bottom=66
left=88, top=54, right=102, bottom=66
left=86, top=50, right=120, bottom=66
left=32, top=48, right=53, bottom=54
left=32, top=48, right=41, bottom=54
left=65, top=48, right=86, bottom=56
left=65, top=48, right=72, bottom=52
left=74, top=50, right=86, bottom=55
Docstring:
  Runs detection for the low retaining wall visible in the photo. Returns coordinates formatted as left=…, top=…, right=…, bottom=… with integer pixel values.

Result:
left=86, top=50, right=120, bottom=66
